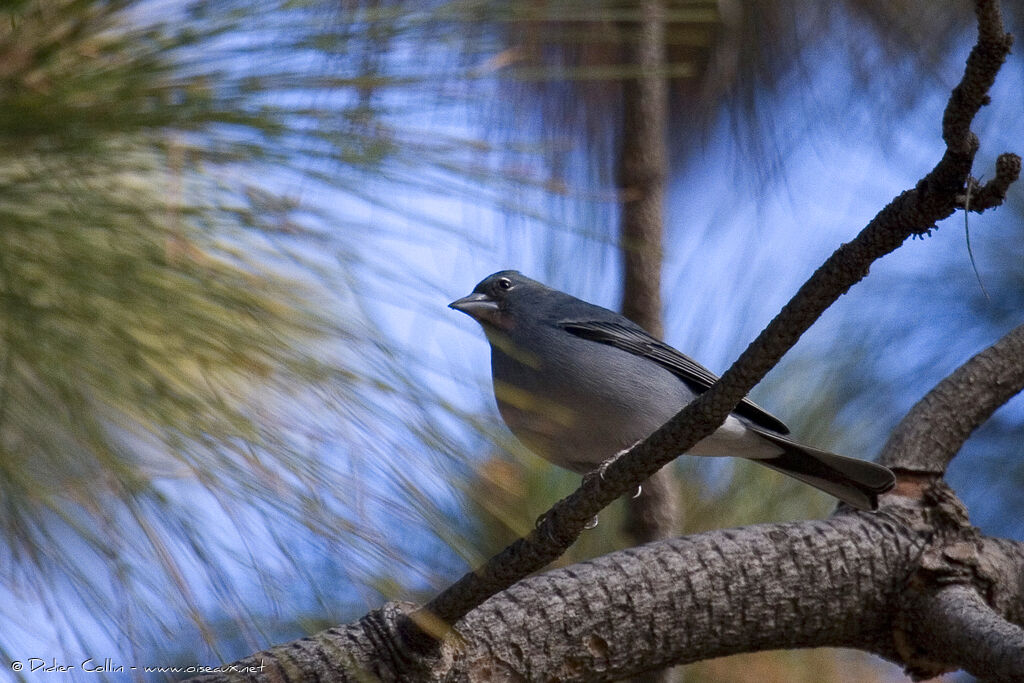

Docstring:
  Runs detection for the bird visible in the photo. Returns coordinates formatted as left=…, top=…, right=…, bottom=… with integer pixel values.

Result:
left=449, top=270, right=895, bottom=511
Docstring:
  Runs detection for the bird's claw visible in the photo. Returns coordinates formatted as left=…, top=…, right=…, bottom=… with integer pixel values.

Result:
left=534, top=512, right=561, bottom=543
left=582, top=459, right=613, bottom=488
left=581, top=445, right=644, bottom=504
left=583, top=442, right=639, bottom=487
left=536, top=511, right=599, bottom=536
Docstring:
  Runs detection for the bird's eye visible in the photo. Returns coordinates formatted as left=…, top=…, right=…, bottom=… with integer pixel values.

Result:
left=497, top=277, right=512, bottom=291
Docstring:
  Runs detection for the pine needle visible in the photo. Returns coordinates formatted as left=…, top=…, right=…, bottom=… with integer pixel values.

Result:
left=963, top=177, right=990, bottom=301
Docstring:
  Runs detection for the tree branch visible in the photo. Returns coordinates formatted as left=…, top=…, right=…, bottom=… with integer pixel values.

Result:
left=408, top=0, right=1018, bottom=644
left=191, top=509, right=1024, bottom=681
left=980, top=536, right=1024, bottom=626
left=962, top=153, right=1023, bottom=212
left=879, top=323, right=1024, bottom=476
left=195, top=511, right=931, bottom=682
left=900, top=584, right=1024, bottom=681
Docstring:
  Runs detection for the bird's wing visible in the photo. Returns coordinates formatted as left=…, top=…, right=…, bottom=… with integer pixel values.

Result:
left=559, top=319, right=791, bottom=435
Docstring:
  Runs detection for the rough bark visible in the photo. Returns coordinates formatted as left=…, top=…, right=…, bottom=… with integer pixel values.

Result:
left=453, top=512, right=926, bottom=680
left=900, top=585, right=1024, bottom=681
left=189, top=505, right=1024, bottom=681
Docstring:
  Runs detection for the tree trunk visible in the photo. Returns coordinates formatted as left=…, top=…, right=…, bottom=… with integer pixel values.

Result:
left=618, top=0, right=679, bottom=557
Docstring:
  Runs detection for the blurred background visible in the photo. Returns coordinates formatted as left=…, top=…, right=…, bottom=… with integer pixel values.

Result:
left=1, top=0, right=1022, bottom=680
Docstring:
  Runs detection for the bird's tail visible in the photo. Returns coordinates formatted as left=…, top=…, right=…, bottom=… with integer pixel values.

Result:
left=751, top=430, right=896, bottom=511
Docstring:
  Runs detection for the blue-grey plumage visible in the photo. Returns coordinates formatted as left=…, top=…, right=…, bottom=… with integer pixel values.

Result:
left=450, top=270, right=895, bottom=511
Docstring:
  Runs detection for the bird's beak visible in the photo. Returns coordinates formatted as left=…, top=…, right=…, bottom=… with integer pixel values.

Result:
left=449, top=292, right=499, bottom=322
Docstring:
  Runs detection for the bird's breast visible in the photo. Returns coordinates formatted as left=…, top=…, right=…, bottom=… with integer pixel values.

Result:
left=490, top=336, right=690, bottom=472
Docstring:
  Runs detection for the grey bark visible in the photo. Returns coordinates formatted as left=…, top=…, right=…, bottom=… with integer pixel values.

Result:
left=190, top=505, right=1024, bottom=681
left=901, top=585, right=1024, bottom=681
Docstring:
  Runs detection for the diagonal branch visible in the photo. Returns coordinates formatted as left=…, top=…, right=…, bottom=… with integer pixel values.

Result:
left=879, top=323, right=1024, bottom=475
left=405, top=0, right=1019, bottom=645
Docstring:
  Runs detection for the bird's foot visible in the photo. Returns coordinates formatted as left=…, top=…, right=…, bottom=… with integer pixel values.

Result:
left=582, top=459, right=613, bottom=488
left=583, top=443, right=645, bottom=502
left=583, top=442, right=641, bottom=486
left=535, top=511, right=600, bottom=534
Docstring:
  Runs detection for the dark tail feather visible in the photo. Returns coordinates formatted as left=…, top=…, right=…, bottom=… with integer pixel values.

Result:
left=752, top=431, right=896, bottom=511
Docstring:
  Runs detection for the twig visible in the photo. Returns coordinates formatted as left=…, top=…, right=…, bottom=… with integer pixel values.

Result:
left=879, top=323, right=1024, bottom=476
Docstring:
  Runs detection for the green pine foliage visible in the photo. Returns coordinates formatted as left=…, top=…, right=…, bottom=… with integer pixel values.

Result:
left=0, top=0, right=472, bottom=660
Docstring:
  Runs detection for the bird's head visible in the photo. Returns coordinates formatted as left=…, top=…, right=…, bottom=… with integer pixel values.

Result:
left=449, top=270, right=551, bottom=331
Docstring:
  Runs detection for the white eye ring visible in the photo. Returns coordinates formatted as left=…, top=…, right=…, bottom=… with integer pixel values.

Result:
left=497, top=277, right=512, bottom=290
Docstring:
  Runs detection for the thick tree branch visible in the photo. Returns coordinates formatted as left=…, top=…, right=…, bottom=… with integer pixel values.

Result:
left=879, top=323, right=1024, bottom=475
left=980, top=536, right=1024, bottom=626
left=193, top=505, right=1024, bottom=682
left=192, top=503, right=1024, bottom=682
left=900, top=585, right=1024, bottom=681
left=407, top=0, right=1018, bottom=643
left=194, top=511, right=932, bottom=682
